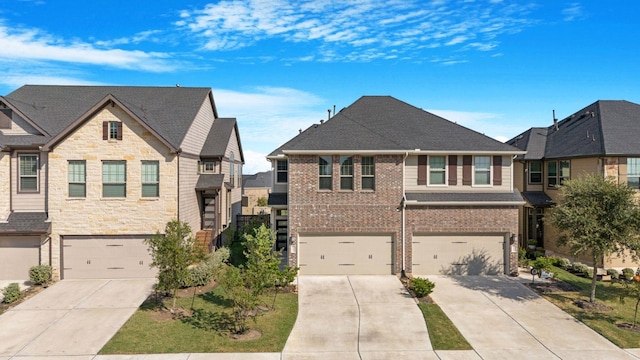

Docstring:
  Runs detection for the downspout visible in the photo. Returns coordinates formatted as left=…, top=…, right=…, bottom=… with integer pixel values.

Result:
left=401, top=152, right=408, bottom=278
left=176, top=149, right=182, bottom=221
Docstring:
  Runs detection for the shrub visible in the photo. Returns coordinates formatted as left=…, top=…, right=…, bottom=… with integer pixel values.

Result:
left=183, top=247, right=231, bottom=287
left=606, top=268, right=620, bottom=280
left=571, top=262, right=589, bottom=274
left=29, top=265, right=52, bottom=285
left=551, top=257, right=571, bottom=269
left=623, top=268, right=635, bottom=280
left=410, top=277, right=435, bottom=298
left=584, top=268, right=593, bottom=279
left=2, top=283, right=21, bottom=304
left=532, top=256, right=554, bottom=273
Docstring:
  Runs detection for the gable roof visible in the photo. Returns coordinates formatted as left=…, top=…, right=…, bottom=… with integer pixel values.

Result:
left=507, top=100, right=640, bottom=159
left=243, top=171, right=273, bottom=188
left=269, top=96, right=521, bottom=156
left=2, top=85, right=214, bottom=150
left=200, top=118, right=244, bottom=162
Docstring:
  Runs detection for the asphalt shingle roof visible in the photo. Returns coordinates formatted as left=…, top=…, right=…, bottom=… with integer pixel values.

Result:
left=2, top=85, right=212, bottom=149
left=0, top=212, right=50, bottom=234
left=195, top=174, right=225, bottom=191
left=268, top=192, right=287, bottom=206
left=405, top=191, right=524, bottom=204
left=200, top=118, right=237, bottom=158
left=243, top=171, right=272, bottom=188
left=270, top=96, right=520, bottom=156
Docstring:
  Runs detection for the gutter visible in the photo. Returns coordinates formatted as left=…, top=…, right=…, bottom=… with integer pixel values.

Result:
left=281, top=149, right=526, bottom=156
left=404, top=200, right=526, bottom=206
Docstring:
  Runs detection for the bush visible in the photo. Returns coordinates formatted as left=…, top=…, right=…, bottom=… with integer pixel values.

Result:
left=532, top=256, right=554, bottom=273
left=2, top=283, right=21, bottom=304
left=29, top=265, right=52, bottom=285
left=606, top=268, right=620, bottom=280
left=410, top=277, right=435, bottom=298
left=622, top=268, right=635, bottom=280
left=551, top=257, right=571, bottom=269
left=571, top=262, right=589, bottom=274
left=183, top=247, right=231, bottom=287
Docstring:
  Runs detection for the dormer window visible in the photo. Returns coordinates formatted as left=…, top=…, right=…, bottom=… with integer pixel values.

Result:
left=103, top=121, right=122, bottom=141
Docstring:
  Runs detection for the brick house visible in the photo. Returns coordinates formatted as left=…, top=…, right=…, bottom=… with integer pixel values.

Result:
left=508, top=100, right=640, bottom=269
left=267, top=96, right=524, bottom=276
left=0, top=85, right=244, bottom=280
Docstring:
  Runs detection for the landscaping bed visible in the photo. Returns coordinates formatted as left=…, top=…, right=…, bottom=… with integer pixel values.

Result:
left=100, top=282, right=298, bottom=354
left=0, top=284, right=46, bottom=315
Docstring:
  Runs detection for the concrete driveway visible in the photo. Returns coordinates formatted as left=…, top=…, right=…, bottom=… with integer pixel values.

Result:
left=0, top=278, right=155, bottom=358
left=283, top=275, right=433, bottom=360
left=428, top=275, right=639, bottom=360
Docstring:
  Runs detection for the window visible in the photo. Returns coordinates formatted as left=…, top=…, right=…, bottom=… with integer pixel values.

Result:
left=340, top=156, right=353, bottom=190
left=547, top=160, right=570, bottom=188
left=141, top=161, right=159, bottom=197
left=276, top=160, right=288, bottom=183
left=474, top=156, right=491, bottom=185
left=102, top=161, right=126, bottom=197
left=103, top=121, right=122, bottom=140
left=361, top=156, right=375, bottom=190
left=628, top=158, right=640, bottom=189
left=319, top=156, right=332, bottom=190
left=230, top=152, right=235, bottom=187
left=68, top=160, right=86, bottom=197
left=429, top=156, right=446, bottom=185
left=19, top=154, right=38, bottom=192
left=202, top=161, right=215, bottom=173
left=529, top=161, right=542, bottom=184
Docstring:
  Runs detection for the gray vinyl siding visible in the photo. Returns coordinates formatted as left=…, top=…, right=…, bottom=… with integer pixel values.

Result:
left=224, top=127, right=243, bottom=225
left=179, top=97, right=215, bottom=155
left=405, top=154, right=512, bottom=192
left=11, top=151, right=46, bottom=211
left=178, top=156, right=201, bottom=235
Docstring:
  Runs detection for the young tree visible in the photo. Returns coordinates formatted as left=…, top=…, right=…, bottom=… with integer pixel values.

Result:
left=548, top=174, right=640, bottom=303
left=219, top=265, right=259, bottom=334
left=244, top=224, right=282, bottom=300
left=145, top=219, right=204, bottom=310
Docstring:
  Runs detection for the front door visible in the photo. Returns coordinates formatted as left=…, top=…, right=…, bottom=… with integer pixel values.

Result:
left=203, top=197, right=216, bottom=230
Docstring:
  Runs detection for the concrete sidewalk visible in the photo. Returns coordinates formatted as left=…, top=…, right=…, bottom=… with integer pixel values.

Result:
left=428, top=275, right=640, bottom=360
left=0, top=278, right=155, bottom=358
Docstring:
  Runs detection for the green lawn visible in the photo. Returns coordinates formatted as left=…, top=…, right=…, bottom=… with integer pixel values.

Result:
left=418, top=302, right=472, bottom=350
left=540, top=266, right=640, bottom=348
left=100, top=287, right=298, bottom=354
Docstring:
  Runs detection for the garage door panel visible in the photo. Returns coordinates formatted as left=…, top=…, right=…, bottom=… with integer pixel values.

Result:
left=0, top=236, right=41, bottom=280
left=299, top=235, right=393, bottom=275
left=63, top=237, right=156, bottom=279
left=413, top=235, right=504, bottom=275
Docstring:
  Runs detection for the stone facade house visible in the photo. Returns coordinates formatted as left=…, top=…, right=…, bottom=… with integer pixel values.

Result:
left=508, top=100, right=640, bottom=269
left=267, top=96, right=524, bottom=276
left=0, top=85, right=244, bottom=280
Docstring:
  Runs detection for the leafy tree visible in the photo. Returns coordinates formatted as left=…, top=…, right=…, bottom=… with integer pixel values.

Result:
left=244, top=224, right=282, bottom=299
left=256, top=197, right=268, bottom=207
left=145, top=219, right=205, bottom=310
left=620, top=280, right=640, bottom=329
left=219, top=265, right=259, bottom=334
left=548, top=174, right=640, bottom=303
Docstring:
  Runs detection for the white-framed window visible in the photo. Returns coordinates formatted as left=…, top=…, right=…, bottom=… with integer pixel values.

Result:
left=429, top=156, right=447, bottom=185
left=319, top=156, right=332, bottom=190
left=18, top=154, right=39, bottom=192
left=68, top=160, right=86, bottom=197
left=102, top=160, right=126, bottom=197
left=361, top=156, right=375, bottom=190
left=628, top=158, right=640, bottom=189
left=141, top=161, right=159, bottom=197
left=340, top=156, right=353, bottom=190
left=474, top=156, right=491, bottom=185
left=202, top=161, right=216, bottom=173
left=529, top=161, right=542, bottom=184
left=276, top=160, right=288, bottom=183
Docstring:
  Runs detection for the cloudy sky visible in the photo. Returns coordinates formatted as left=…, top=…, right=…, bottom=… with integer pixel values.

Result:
left=1, top=1, right=638, bottom=173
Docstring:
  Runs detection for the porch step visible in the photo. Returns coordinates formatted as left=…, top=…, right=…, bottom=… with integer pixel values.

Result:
left=196, top=230, right=214, bottom=253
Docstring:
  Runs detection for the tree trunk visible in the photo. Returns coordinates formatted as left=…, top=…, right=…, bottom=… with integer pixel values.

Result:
left=634, top=296, right=640, bottom=329
left=590, top=261, right=597, bottom=303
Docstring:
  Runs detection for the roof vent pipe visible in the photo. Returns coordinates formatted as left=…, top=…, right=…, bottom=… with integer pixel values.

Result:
left=327, top=109, right=331, bottom=121
left=553, top=110, right=558, bottom=130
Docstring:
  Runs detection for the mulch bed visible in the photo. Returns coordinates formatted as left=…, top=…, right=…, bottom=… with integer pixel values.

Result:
left=524, top=279, right=578, bottom=294
left=573, top=299, right=612, bottom=312
left=0, top=284, right=46, bottom=313
left=616, top=323, right=640, bottom=334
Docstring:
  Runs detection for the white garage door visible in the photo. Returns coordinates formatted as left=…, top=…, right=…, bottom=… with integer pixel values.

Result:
left=62, top=236, right=156, bottom=279
left=299, top=235, right=393, bottom=275
left=0, top=236, right=41, bottom=280
left=412, top=235, right=505, bottom=275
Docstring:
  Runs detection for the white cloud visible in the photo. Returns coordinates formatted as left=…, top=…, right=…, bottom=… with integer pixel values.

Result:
left=0, top=24, right=176, bottom=72
left=177, top=0, right=538, bottom=62
left=242, top=149, right=272, bottom=174
left=562, top=3, right=586, bottom=21
left=428, top=109, right=523, bottom=142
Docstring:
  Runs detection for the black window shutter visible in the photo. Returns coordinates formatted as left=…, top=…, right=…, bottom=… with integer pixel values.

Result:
left=462, top=155, right=472, bottom=185
left=117, top=122, right=123, bottom=140
left=448, top=155, right=457, bottom=185
left=493, top=156, right=502, bottom=186
left=102, top=121, right=108, bottom=140
left=417, top=155, right=427, bottom=185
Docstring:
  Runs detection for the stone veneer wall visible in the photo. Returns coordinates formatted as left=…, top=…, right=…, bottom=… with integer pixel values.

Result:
left=287, top=154, right=404, bottom=273
left=406, top=206, right=520, bottom=275
left=47, top=106, right=178, bottom=279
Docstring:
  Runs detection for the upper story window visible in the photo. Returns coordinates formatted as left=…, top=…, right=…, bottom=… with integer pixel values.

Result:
left=429, top=156, right=446, bottom=185
left=276, top=160, right=288, bottom=183
left=102, top=160, right=126, bottom=197
left=319, top=156, right=332, bottom=190
left=474, top=156, right=491, bottom=185
left=230, top=152, right=235, bottom=187
left=340, top=156, right=353, bottom=190
left=103, top=121, right=122, bottom=141
left=361, top=156, right=375, bottom=190
left=141, top=161, right=159, bottom=197
left=529, top=161, right=542, bottom=184
left=628, top=158, right=640, bottom=189
left=547, top=160, right=570, bottom=188
left=202, top=161, right=216, bottom=173
left=19, top=154, right=39, bottom=192
left=68, top=160, right=86, bottom=197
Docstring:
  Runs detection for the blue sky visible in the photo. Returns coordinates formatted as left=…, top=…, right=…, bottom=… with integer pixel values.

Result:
left=1, top=0, right=638, bottom=173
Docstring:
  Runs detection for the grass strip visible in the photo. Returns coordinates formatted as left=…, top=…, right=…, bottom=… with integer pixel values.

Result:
left=418, top=302, right=472, bottom=350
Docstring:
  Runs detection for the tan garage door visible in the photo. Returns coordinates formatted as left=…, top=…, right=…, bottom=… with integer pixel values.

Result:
left=412, top=235, right=505, bottom=275
left=62, top=236, right=156, bottom=279
left=299, top=235, right=393, bottom=275
left=0, top=236, right=41, bottom=280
